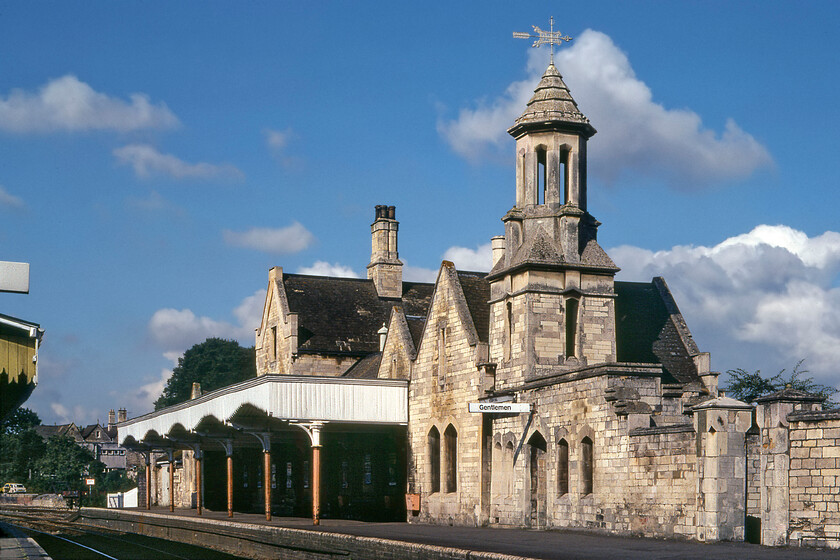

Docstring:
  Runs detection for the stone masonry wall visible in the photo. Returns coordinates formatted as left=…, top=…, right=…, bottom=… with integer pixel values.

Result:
left=626, top=426, right=698, bottom=539
left=291, top=354, right=358, bottom=377
left=788, top=416, right=840, bottom=548
left=408, top=274, right=485, bottom=526
left=487, top=373, right=700, bottom=537
left=745, top=430, right=761, bottom=539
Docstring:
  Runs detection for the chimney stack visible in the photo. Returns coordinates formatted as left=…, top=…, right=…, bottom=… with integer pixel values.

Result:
left=491, top=236, right=506, bottom=267
left=191, top=382, right=202, bottom=399
left=117, top=408, right=127, bottom=423
left=367, top=205, right=403, bottom=299
left=108, top=409, right=116, bottom=430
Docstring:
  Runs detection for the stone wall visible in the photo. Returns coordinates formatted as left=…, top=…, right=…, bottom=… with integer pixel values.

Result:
left=626, top=425, right=697, bottom=538
left=486, top=373, right=704, bottom=537
left=787, top=412, right=840, bottom=548
left=291, top=354, right=358, bottom=377
left=745, top=430, right=761, bottom=542
left=408, top=268, right=486, bottom=526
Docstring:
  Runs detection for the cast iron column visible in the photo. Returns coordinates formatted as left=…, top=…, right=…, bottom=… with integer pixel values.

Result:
left=264, top=450, right=272, bottom=521
left=145, top=453, right=151, bottom=510
left=195, top=450, right=203, bottom=516
left=168, top=451, right=174, bottom=512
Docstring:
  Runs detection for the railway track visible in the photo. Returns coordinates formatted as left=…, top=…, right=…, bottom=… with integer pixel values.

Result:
left=0, top=507, right=245, bottom=559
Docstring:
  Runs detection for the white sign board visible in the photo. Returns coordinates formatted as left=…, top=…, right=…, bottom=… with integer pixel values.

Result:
left=0, top=261, right=29, bottom=294
left=85, top=478, right=95, bottom=486
left=468, top=402, right=531, bottom=414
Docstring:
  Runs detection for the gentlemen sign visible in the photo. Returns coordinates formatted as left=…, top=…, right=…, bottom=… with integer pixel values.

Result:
left=468, top=402, right=531, bottom=414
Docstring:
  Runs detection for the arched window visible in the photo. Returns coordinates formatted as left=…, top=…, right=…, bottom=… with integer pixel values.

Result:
left=527, top=432, right=547, bottom=520
left=557, top=438, right=569, bottom=496
left=428, top=427, right=440, bottom=493
left=536, top=147, right=547, bottom=205
left=561, top=148, right=571, bottom=204
left=491, top=442, right=503, bottom=499
left=444, top=424, right=458, bottom=493
left=565, top=297, right=579, bottom=358
left=581, top=436, right=593, bottom=495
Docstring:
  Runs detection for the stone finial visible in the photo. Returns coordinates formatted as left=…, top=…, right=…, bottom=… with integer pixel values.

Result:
left=190, top=382, right=202, bottom=399
left=378, top=323, right=388, bottom=352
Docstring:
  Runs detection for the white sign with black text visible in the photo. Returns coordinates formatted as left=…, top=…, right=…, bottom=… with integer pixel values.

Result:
left=468, top=402, right=531, bottom=414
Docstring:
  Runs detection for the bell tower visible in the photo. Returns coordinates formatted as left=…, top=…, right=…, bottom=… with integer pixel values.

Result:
left=488, top=58, right=619, bottom=389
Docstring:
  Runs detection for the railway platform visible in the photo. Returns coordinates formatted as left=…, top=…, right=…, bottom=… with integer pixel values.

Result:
left=75, top=506, right=840, bottom=560
left=0, top=522, right=51, bottom=560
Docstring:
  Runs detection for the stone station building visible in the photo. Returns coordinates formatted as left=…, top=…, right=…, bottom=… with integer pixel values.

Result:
left=119, top=59, right=840, bottom=548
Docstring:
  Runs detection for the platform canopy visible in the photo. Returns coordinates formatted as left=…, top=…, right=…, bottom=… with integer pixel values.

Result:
left=118, top=374, right=408, bottom=450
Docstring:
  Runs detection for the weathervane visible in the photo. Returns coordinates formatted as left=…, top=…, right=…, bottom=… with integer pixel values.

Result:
left=512, top=16, right=572, bottom=64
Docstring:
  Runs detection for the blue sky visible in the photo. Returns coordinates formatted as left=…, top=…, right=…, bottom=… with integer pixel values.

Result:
left=2, top=2, right=839, bottom=425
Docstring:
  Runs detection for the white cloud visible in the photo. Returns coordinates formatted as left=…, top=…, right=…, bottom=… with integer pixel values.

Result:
left=264, top=127, right=301, bottom=169
left=114, top=144, right=243, bottom=180
left=233, top=289, right=267, bottom=328
left=443, top=243, right=492, bottom=272
left=126, top=190, right=183, bottom=214
left=611, top=224, right=840, bottom=386
left=137, top=289, right=267, bottom=414
left=297, top=261, right=359, bottom=278
left=49, top=402, right=89, bottom=425
left=147, top=308, right=243, bottom=353
left=147, top=289, right=267, bottom=355
left=119, top=368, right=173, bottom=418
left=439, top=30, right=772, bottom=189
left=0, top=75, right=179, bottom=133
left=402, top=263, right=438, bottom=283
left=265, top=128, right=291, bottom=151
left=223, top=222, right=315, bottom=254
left=0, top=185, right=24, bottom=208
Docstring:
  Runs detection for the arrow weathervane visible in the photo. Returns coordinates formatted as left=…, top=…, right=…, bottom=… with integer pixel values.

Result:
left=513, top=16, right=572, bottom=64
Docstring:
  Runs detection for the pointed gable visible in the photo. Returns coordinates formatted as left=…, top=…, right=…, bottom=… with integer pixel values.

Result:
left=415, top=262, right=490, bottom=366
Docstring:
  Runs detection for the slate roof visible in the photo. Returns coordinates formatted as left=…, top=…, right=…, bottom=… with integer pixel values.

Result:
left=614, top=281, right=669, bottom=364
left=282, top=272, right=696, bottom=381
left=615, top=279, right=703, bottom=383
left=406, top=317, right=426, bottom=350
left=509, top=63, right=595, bottom=137
left=283, top=274, right=433, bottom=355
left=456, top=271, right=491, bottom=344
left=341, top=353, right=382, bottom=379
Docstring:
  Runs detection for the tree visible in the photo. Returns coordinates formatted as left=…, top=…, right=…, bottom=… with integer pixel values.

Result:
left=725, top=359, right=838, bottom=408
left=32, top=435, right=96, bottom=494
left=1, top=407, right=41, bottom=435
left=0, top=428, right=45, bottom=484
left=154, top=338, right=256, bottom=410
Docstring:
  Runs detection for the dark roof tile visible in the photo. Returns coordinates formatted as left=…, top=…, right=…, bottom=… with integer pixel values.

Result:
left=283, top=274, right=433, bottom=355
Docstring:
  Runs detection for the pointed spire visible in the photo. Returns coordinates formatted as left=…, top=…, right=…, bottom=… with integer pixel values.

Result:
left=509, top=63, right=595, bottom=138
